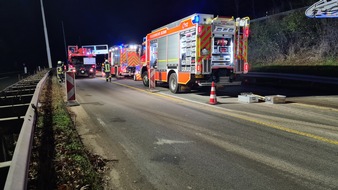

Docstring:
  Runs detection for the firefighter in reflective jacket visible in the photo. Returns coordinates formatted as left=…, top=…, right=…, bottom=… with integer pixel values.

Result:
left=104, top=60, right=111, bottom=82
left=57, top=61, right=64, bottom=83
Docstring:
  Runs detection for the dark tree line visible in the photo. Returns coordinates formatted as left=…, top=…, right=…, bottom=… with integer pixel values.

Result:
left=248, top=9, right=338, bottom=66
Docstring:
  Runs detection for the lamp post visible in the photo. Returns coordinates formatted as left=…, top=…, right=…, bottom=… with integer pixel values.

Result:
left=62, top=21, right=67, bottom=60
left=40, top=0, right=52, bottom=68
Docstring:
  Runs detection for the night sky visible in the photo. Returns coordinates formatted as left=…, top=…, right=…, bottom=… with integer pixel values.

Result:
left=0, top=0, right=312, bottom=72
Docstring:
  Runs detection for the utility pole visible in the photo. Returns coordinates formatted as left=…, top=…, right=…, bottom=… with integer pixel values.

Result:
left=40, top=0, right=52, bottom=68
left=62, top=21, right=67, bottom=60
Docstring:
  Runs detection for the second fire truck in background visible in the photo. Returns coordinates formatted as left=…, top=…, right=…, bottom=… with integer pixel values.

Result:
left=140, top=13, right=250, bottom=93
left=68, top=45, right=96, bottom=78
left=108, top=44, right=143, bottom=80
left=68, top=45, right=108, bottom=78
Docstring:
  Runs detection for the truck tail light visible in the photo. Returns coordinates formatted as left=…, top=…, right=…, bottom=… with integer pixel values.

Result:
left=198, top=26, right=202, bottom=34
left=197, top=64, right=202, bottom=72
left=244, top=62, right=249, bottom=73
left=244, top=28, right=250, bottom=38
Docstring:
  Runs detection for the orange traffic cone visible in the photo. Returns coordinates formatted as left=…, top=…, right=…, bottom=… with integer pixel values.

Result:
left=209, top=81, right=217, bottom=105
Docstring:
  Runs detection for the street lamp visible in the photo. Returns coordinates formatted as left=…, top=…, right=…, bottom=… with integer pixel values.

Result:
left=40, top=0, right=52, bottom=68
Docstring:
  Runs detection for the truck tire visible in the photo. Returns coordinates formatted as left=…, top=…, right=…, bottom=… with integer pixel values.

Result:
left=142, top=71, right=149, bottom=86
left=169, top=73, right=179, bottom=93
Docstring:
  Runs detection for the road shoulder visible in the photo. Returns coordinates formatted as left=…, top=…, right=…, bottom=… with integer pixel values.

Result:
left=68, top=105, right=156, bottom=190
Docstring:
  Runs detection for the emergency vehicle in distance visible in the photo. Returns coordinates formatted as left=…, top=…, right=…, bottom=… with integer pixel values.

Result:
left=68, top=44, right=108, bottom=78
left=108, top=44, right=143, bottom=80
left=140, top=13, right=250, bottom=93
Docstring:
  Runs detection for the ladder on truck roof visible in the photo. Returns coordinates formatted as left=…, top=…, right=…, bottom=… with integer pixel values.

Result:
left=305, top=0, right=338, bottom=18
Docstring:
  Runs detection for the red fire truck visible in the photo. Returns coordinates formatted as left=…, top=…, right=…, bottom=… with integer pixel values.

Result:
left=68, top=45, right=108, bottom=78
left=68, top=46, right=96, bottom=78
left=108, top=44, right=142, bottom=80
left=140, top=13, right=250, bottom=93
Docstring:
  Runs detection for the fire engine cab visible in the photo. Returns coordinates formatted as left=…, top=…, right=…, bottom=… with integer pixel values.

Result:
left=141, top=13, right=250, bottom=93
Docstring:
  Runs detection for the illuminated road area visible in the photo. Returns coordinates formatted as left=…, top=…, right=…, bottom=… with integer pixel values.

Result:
left=69, top=77, right=338, bottom=190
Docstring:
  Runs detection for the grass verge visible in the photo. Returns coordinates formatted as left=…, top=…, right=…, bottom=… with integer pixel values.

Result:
left=28, top=72, right=104, bottom=189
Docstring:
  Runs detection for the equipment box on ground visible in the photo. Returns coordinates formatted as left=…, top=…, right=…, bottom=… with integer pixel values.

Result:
left=265, top=95, right=286, bottom=104
left=238, top=94, right=259, bottom=103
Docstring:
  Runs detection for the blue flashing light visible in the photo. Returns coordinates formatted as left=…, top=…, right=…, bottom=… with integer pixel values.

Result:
left=192, top=15, right=200, bottom=23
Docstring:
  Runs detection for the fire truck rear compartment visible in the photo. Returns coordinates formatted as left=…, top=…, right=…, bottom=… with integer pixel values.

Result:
left=195, top=68, right=241, bottom=86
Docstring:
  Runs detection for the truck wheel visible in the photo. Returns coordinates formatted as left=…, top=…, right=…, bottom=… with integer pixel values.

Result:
left=169, top=73, right=179, bottom=93
left=142, top=71, right=149, bottom=86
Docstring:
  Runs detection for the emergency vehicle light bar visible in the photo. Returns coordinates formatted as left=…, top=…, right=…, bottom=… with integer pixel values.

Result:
left=192, top=15, right=200, bottom=23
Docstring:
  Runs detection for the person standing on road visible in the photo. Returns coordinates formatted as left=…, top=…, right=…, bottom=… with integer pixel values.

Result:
left=104, top=60, right=111, bottom=82
left=57, top=61, right=65, bottom=83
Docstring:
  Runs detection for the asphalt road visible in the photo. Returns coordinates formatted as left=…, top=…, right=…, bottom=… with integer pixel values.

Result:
left=70, top=76, right=338, bottom=190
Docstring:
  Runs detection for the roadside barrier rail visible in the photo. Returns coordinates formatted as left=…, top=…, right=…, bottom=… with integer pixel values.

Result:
left=3, top=70, right=50, bottom=190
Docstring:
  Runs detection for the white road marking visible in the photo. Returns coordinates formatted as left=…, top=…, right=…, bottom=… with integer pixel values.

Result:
left=155, top=138, right=193, bottom=145
left=97, top=118, right=106, bottom=128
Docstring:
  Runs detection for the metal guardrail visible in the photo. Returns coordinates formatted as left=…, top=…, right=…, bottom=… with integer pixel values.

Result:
left=4, top=71, right=50, bottom=190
